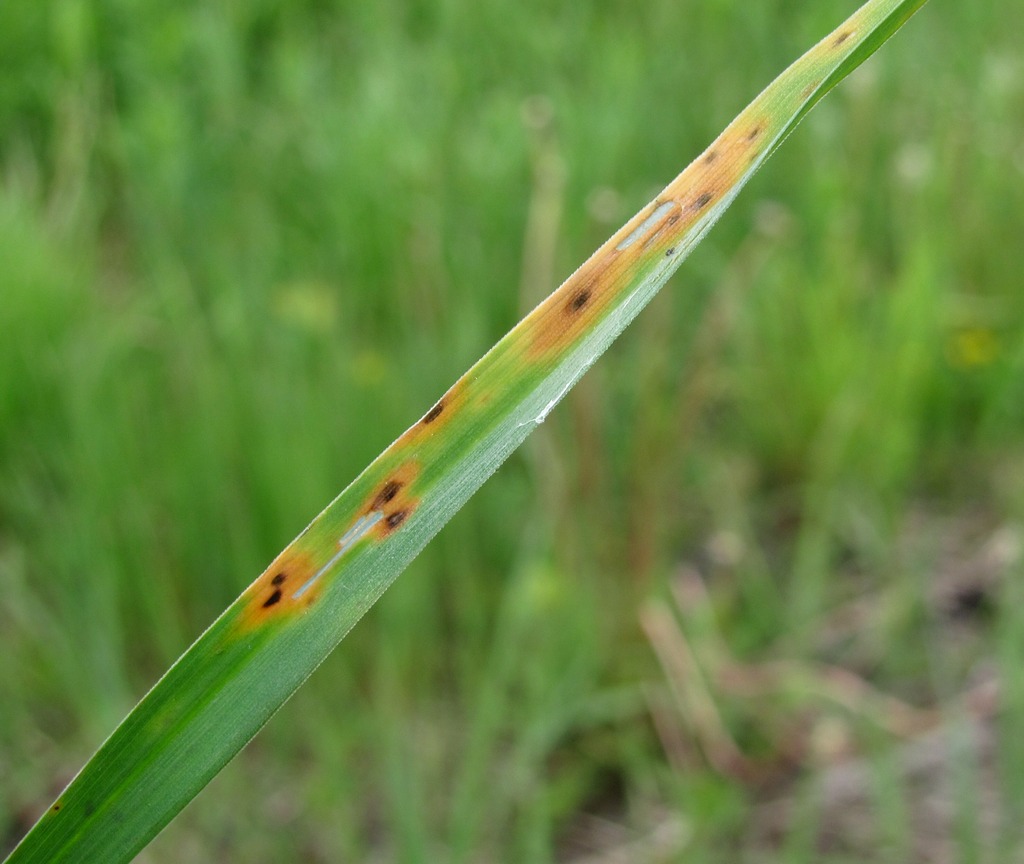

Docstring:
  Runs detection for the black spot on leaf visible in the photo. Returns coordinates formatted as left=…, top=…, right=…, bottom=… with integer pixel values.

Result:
left=372, top=480, right=403, bottom=509
left=423, top=401, right=444, bottom=424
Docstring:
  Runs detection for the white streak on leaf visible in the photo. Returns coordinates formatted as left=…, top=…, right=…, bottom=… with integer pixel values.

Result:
left=292, top=511, right=384, bottom=599
left=616, top=201, right=678, bottom=250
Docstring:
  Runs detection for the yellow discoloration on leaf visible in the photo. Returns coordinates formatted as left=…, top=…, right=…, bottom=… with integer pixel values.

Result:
left=802, top=78, right=825, bottom=99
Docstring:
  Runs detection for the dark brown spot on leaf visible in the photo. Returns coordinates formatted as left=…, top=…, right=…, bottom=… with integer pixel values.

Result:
left=526, top=256, right=618, bottom=356
left=665, top=247, right=676, bottom=257
left=694, top=192, right=712, bottom=210
left=385, top=510, right=408, bottom=530
left=372, top=480, right=403, bottom=509
left=746, top=125, right=762, bottom=142
left=833, top=30, right=851, bottom=47
left=423, top=401, right=444, bottom=424
left=262, top=589, right=283, bottom=608
left=52, top=804, right=61, bottom=812
left=272, top=572, right=286, bottom=586
left=704, top=150, right=718, bottom=164
left=567, top=288, right=591, bottom=314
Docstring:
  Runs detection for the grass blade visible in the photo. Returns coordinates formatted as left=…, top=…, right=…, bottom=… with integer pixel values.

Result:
left=4, top=1, right=929, bottom=860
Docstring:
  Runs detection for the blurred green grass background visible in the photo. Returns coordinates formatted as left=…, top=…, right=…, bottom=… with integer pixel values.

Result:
left=2, top=0, right=1024, bottom=860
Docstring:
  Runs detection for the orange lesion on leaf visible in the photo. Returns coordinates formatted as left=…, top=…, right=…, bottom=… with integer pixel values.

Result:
left=523, top=107, right=777, bottom=362
left=392, top=378, right=469, bottom=451
left=361, top=460, right=422, bottom=540
left=521, top=252, right=624, bottom=358
left=522, top=196, right=687, bottom=358
left=675, top=112, right=772, bottom=196
left=236, top=547, right=321, bottom=631
left=234, top=460, right=423, bottom=633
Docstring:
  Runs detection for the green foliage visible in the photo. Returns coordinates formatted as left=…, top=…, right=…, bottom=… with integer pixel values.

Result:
left=2, top=0, right=1023, bottom=861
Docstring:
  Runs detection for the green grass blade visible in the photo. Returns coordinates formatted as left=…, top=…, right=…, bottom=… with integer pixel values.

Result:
left=4, top=1, right=929, bottom=861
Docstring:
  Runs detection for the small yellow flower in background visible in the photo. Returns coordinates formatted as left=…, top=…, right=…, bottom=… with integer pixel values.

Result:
left=351, top=349, right=388, bottom=388
left=273, top=281, right=338, bottom=336
left=517, top=562, right=567, bottom=617
left=948, top=327, right=1000, bottom=368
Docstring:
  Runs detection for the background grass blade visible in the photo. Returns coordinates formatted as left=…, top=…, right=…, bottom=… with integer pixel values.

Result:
left=4, top=1, right=929, bottom=861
